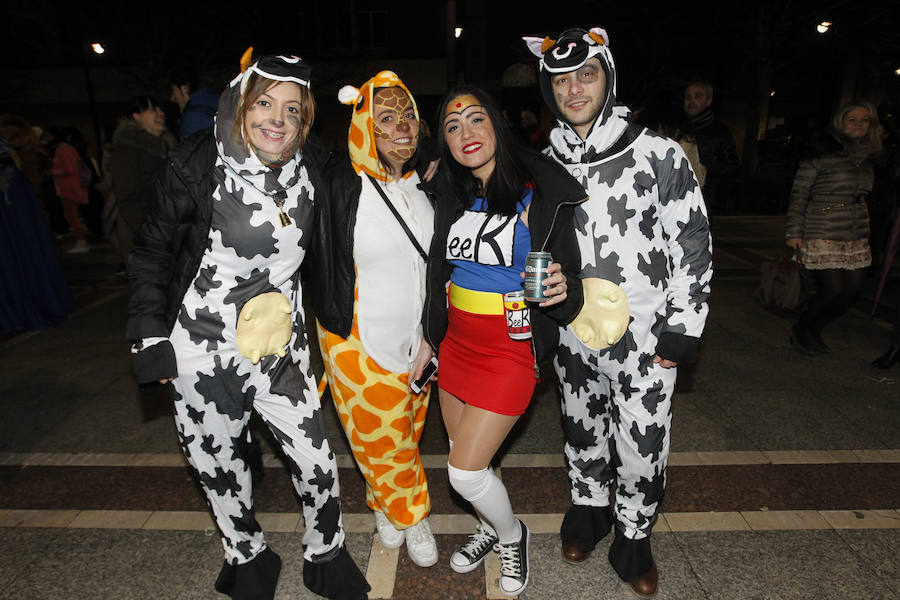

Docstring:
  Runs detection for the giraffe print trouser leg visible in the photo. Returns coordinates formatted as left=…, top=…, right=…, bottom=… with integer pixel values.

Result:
left=172, top=349, right=345, bottom=564
left=317, top=319, right=431, bottom=529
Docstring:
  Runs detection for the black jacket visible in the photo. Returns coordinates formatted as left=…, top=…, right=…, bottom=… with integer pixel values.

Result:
left=126, top=131, right=328, bottom=383
left=306, top=139, right=437, bottom=339
left=423, top=150, right=586, bottom=364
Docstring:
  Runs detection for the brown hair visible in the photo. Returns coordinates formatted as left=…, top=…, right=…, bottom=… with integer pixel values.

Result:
left=830, top=101, right=882, bottom=154
left=232, top=72, right=315, bottom=153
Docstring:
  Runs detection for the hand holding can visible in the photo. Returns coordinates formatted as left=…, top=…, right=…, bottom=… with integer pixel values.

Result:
left=524, top=251, right=552, bottom=302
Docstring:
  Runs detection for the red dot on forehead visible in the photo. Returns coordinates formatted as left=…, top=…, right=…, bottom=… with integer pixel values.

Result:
left=456, top=102, right=462, bottom=108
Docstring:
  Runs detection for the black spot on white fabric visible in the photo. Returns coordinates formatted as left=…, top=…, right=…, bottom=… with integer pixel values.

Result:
left=588, top=148, right=635, bottom=187
left=617, top=372, right=639, bottom=401
left=314, top=496, right=341, bottom=546
left=224, top=268, right=278, bottom=309
left=563, top=415, right=595, bottom=450
left=309, top=464, right=336, bottom=495
left=637, top=352, right=655, bottom=377
left=178, top=305, right=226, bottom=352
left=676, top=207, right=713, bottom=277
left=572, top=456, right=613, bottom=483
left=195, top=354, right=253, bottom=421
left=607, top=194, right=636, bottom=236
left=201, top=434, right=222, bottom=456
left=230, top=501, right=262, bottom=535
left=635, top=471, right=665, bottom=506
left=632, top=170, right=654, bottom=197
left=557, top=344, right=594, bottom=396
left=638, top=206, right=657, bottom=241
left=234, top=540, right=254, bottom=560
left=649, top=146, right=697, bottom=205
left=574, top=480, right=592, bottom=499
left=603, top=322, right=636, bottom=364
left=177, top=422, right=195, bottom=459
left=586, top=392, right=608, bottom=420
left=194, top=264, right=222, bottom=298
left=200, top=465, right=243, bottom=498
left=186, top=404, right=205, bottom=426
left=641, top=380, right=665, bottom=416
left=637, top=248, right=669, bottom=288
left=689, top=280, right=710, bottom=312
left=630, top=421, right=665, bottom=463
left=268, top=423, right=295, bottom=449
left=216, top=183, right=279, bottom=260
left=298, top=414, right=326, bottom=449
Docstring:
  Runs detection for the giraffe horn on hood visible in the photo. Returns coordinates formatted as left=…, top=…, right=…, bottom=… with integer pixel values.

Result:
left=240, top=47, right=254, bottom=73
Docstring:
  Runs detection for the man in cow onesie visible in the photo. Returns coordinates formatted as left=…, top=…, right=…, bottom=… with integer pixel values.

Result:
left=524, top=27, right=712, bottom=597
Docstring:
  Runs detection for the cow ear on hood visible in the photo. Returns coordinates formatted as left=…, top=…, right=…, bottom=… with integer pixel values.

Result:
left=522, top=36, right=552, bottom=58
left=588, top=27, right=609, bottom=46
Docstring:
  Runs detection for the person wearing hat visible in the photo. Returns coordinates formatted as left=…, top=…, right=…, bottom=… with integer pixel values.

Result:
left=308, top=70, right=439, bottom=568
left=127, top=50, right=370, bottom=600
left=524, top=27, right=712, bottom=597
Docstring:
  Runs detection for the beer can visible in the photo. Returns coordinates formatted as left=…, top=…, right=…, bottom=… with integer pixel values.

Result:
left=503, top=291, right=532, bottom=340
left=524, top=251, right=553, bottom=302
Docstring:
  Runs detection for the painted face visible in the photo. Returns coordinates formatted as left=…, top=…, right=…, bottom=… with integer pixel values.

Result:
left=443, top=94, right=497, bottom=184
left=841, top=106, right=870, bottom=139
left=373, top=87, right=419, bottom=173
left=684, top=83, right=712, bottom=117
left=243, top=81, right=304, bottom=159
left=550, top=58, right=606, bottom=138
left=132, top=104, right=166, bottom=137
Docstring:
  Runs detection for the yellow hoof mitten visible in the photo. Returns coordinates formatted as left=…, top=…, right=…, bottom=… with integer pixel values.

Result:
left=235, top=292, right=293, bottom=364
left=570, top=278, right=630, bottom=350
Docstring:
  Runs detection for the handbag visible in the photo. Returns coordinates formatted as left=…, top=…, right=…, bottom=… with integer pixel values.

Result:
left=755, top=250, right=810, bottom=317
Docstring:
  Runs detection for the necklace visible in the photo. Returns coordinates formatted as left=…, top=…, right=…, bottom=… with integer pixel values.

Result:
left=222, top=161, right=293, bottom=227
left=273, top=194, right=292, bottom=227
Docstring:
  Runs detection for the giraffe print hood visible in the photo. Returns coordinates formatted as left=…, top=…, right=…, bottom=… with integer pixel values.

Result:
left=337, top=71, right=419, bottom=182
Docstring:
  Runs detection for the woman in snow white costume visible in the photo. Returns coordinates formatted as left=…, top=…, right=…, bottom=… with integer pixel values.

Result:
left=126, top=50, right=370, bottom=600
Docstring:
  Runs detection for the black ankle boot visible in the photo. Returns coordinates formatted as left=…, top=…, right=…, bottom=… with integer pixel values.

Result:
left=790, top=324, right=824, bottom=356
left=872, top=346, right=900, bottom=369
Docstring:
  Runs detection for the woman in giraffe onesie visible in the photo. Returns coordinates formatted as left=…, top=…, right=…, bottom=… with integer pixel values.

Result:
left=523, top=27, right=713, bottom=596
left=127, top=52, right=370, bottom=600
left=308, top=71, right=439, bottom=567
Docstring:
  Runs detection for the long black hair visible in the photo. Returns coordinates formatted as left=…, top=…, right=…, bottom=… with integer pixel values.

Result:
left=435, top=85, right=530, bottom=216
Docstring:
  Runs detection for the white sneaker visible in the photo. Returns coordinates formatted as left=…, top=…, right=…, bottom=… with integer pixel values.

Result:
left=67, top=240, right=89, bottom=254
left=497, top=520, right=530, bottom=596
left=374, top=511, right=404, bottom=549
left=450, top=524, right=498, bottom=573
left=405, top=518, right=438, bottom=567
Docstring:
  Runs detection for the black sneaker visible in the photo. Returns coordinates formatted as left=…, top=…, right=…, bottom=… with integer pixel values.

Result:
left=497, top=520, right=530, bottom=596
left=449, top=524, right=498, bottom=573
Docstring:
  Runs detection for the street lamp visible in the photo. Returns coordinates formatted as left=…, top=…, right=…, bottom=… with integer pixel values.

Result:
left=81, top=41, right=104, bottom=150
left=816, top=21, right=832, bottom=34
left=455, top=27, right=463, bottom=39
left=91, top=42, right=105, bottom=55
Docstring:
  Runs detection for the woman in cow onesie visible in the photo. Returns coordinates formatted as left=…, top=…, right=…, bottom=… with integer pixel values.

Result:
left=309, top=71, right=439, bottom=567
left=523, top=28, right=713, bottom=597
left=127, top=51, right=370, bottom=600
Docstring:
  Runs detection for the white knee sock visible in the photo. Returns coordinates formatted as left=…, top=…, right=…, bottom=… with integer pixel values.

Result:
left=447, top=464, right=520, bottom=544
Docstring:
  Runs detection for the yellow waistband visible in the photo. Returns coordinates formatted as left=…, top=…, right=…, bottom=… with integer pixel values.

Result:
left=448, top=284, right=505, bottom=315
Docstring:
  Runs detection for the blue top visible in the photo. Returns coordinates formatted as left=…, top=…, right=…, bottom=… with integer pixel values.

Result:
left=448, top=188, right=533, bottom=293
left=178, top=88, right=219, bottom=141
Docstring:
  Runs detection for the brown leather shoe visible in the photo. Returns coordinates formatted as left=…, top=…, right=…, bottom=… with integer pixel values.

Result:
left=629, top=564, right=658, bottom=598
left=561, top=540, right=590, bottom=564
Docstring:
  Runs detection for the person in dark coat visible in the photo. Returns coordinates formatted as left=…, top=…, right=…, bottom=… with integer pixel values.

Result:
left=110, top=96, right=175, bottom=266
left=786, top=101, right=882, bottom=355
left=169, top=66, right=220, bottom=141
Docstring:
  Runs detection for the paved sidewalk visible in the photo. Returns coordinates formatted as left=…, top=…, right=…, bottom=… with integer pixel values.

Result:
left=1, top=216, right=898, bottom=599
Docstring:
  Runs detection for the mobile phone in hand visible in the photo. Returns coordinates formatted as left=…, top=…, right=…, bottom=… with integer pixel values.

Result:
left=410, top=357, right=438, bottom=394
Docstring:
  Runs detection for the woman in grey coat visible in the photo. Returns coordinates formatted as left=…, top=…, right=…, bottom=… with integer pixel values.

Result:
left=786, top=101, right=882, bottom=354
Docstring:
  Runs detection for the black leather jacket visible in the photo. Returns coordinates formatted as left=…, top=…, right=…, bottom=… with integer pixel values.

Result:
left=423, top=149, right=586, bottom=364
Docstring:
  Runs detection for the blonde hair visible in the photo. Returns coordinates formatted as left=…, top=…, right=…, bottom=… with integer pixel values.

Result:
left=232, top=72, right=316, bottom=153
left=830, top=101, right=882, bottom=154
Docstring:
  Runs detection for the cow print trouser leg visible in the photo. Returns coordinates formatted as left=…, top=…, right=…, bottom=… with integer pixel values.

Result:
left=172, top=350, right=344, bottom=565
left=554, top=325, right=676, bottom=541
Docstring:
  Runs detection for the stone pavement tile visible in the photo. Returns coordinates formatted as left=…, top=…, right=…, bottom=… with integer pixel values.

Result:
left=521, top=532, right=707, bottom=599
left=716, top=389, right=884, bottom=451
left=0, top=529, right=220, bottom=600
left=670, top=391, right=758, bottom=452
left=142, top=511, right=214, bottom=531
left=664, top=512, right=749, bottom=532
left=741, top=509, right=830, bottom=531
left=68, top=509, right=153, bottom=529
left=820, top=510, right=900, bottom=530
left=0, top=509, right=79, bottom=528
left=673, top=530, right=900, bottom=600
left=835, top=529, right=900, bottom=597
left=393, top=533, right=486, bottom=600
left=819, top=387, right=900, bottom=450
left=0, top=528, right=65, bottom=591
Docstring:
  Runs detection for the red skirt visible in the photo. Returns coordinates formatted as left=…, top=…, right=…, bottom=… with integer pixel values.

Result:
left=438, top=302, right=536, bottom=416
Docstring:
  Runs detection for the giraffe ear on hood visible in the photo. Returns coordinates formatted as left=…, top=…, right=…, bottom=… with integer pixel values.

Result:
left=338, top=85, right=360, bottom=106
left=522, top=36, right=548, bottom=58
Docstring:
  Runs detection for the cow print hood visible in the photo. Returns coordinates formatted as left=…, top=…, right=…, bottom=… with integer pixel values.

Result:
left=524, top=27, right=631, bottom=162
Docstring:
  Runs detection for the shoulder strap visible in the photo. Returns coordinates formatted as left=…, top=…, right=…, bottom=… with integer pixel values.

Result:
left=366, top=174, right=428, bottom=262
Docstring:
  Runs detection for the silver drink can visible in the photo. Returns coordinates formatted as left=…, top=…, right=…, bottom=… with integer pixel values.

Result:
left=503, top=291, right=531, bottom=340
left=524, top=251, right=553, bottom=302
